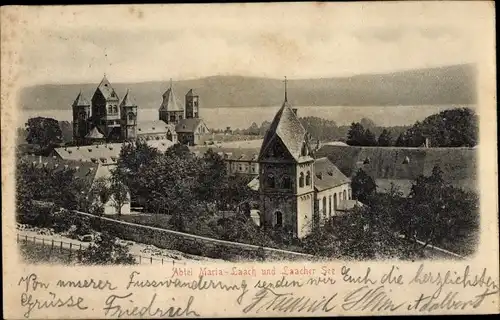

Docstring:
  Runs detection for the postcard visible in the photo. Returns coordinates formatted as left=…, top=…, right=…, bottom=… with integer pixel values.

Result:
left=2, top=2, right=498, bottom=318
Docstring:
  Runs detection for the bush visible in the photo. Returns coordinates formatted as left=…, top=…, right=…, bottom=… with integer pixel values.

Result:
left=77, top=232, right=136, bottom=265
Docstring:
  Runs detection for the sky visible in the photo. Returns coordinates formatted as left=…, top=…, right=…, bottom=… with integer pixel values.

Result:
left=7, top=2, right=492, bottom=86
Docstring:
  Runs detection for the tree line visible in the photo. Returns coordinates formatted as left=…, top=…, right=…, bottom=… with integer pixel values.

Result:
left=302, top=166, right=479, bottom=259
left=346, top=108, right=478, bottom=147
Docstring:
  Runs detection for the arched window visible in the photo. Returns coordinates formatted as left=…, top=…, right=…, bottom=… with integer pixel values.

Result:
left=267, top=174, right=275, bottom=188
left=348, top=189, right=352, bottom=200
left=343, top=190, right=347, bottom=201
left=275, top=211, right=283, bottom=228
left=79, top=111, right=87, bottom=120
left=282, top=176, right=292, bottom=189
left=128, top=112, right=135, bottom=121
left=306, top=171, right=311, bottom=186
left=322, top=197, right=327, bottom=217
left=329, top=195, right=332, bottom=215
left=166, top=131, right=173, bottom=141
left=113, top=105, right=118, bottom=113
left=301, top=144, right=307, bottom=156
left=299, top=172, right=304, bottom=188
left=108, top=106, right=113, bottom=113
left=334, top=193, right=337, bottom=210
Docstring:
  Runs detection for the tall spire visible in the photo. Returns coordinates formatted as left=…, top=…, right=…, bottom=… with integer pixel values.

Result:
left=284, top=76, right=288, bottom=102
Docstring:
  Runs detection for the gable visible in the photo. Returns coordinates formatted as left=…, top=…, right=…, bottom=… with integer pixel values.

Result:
left=260, top=135, right=294, bottom=161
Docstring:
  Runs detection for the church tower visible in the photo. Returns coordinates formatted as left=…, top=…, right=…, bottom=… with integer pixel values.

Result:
left=120, top=89, right=138, bottom=141
left=185, top=89, right=199, bottom=119
left=257, top=77, right=315, bottom=239
left=72, top=91, right=91, bottom=145
left=91, top=75, right=121, bottom=141
left=159, top=79, right=184, bottom=124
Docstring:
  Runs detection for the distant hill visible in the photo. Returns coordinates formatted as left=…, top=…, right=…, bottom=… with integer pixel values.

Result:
left=19, top=64, right=476, bottom=111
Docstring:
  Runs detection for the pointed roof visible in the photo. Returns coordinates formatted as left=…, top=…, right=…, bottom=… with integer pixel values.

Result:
left=258, top=96, right=311, bottom=162
left=73, top=91, right=90, bottom=107
left=85, top=126, right=105, bottom=139
left=120, top=89, right=137, bottom=108
left=185, top=89, right=198, bottom=97
left=94, top=75, right=119, bottom=101
left=160, top=80, right=183, bottom=112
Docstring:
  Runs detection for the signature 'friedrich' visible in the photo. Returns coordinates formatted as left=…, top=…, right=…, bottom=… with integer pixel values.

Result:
left=103, top=293, right=200, bottom=318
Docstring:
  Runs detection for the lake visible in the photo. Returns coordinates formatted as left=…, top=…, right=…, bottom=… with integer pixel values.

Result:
left=18, top=105, right=473, bottom=130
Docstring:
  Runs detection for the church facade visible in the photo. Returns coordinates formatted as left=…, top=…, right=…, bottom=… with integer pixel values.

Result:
left=257, top=85, right=355, bottom=239
left=72, top=76, right=209, bottom=146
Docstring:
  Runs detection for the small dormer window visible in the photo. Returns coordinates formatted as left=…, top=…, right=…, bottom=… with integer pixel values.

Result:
left=327, top=171, right=333, bottom=176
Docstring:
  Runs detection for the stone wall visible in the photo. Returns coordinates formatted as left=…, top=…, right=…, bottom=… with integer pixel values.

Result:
left=72, top=210, right=315, bottom=262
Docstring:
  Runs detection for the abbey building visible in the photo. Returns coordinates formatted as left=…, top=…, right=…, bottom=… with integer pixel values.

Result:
left=257, top=85, right=357, bottom=238
left=72, top=76, right=209, bottom=146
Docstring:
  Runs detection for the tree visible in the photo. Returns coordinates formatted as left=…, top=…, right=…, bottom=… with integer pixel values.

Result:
left=25, top=117, right=63, bottom=150
left=247, top=122, right=260, bottom=135
left=360, top=118, right=376, bottom=131
left=346, top=122, right=366, bottom=146
left=110, top=180, right=129, bottom=215
left=114, top=140, right=161, bottom=206
left=378, top=129, right=393, bottom=146
left=196, top=149, right=227, bottom=204
left=259, top=121, right=271, bottom=136
left=400, top=165, right=479, bottom=255
left=351, top=169, right=376, bottom=203
left=77, top=232, right=136, bottom=265
left=395, top=132, right=406, bottom=147
left=364, top=129, right=377, bottom=146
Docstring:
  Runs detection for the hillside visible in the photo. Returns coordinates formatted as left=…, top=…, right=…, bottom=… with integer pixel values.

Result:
left=19, top=64, right=476, bottom=111
left=314, top=145, right=477, bottom=195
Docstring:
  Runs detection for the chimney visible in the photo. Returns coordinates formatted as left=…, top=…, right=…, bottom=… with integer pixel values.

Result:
left=292, top=108, right=298, bottom=116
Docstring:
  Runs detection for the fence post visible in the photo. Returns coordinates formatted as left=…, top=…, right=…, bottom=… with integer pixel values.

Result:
left=70, top=243, right=72, bottom=250
left=60, top=240, right=63, bottom=251
left=17, top=234, right=19, bottom=243
left=162, top=258, right=163, bottom=265
left=25, top=235, right=28, bottom=243
left=150, top=257, right=153, bottom=264
left=33, top=236, right=36, bottom=244
left=51, top=239, right=54, bottom=250
left=79, top=244, right=82, bottom=251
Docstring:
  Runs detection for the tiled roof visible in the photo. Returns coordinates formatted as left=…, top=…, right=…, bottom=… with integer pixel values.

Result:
left=314, top=157, right=350, bottom=191
left=94, top=75, right=119, bottom=101
left=20, top=155, right=100, bottom=192
left=159, top=86, right=183, bottom=112
left=137, top=120, right=177, bottom=135
left=336, top=199, right=363, bottom=212
left=120, top=89, right=137, bottom=107
left=52, top=140, right=175, bottom=164
left=190, top=146, right=259, bottom=161
left=259, top=99, right=312, bottom=162
left=72, top=92, right=90, bottom=107
left=85, top=127, right=105, bottom=139
left=175, top=118, right=207, bottom=133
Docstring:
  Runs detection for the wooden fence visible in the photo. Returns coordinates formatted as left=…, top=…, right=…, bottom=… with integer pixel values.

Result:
left=17, top=233, right=187, bottom=265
